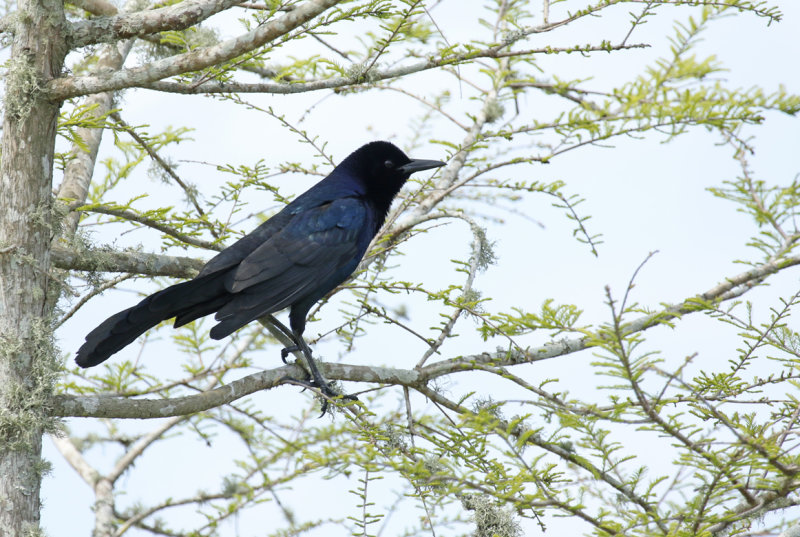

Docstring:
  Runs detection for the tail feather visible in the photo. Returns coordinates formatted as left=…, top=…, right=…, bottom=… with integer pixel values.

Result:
left=209, top=307, right=267, bottom=340
left=173, top=295, right=230, bottom=328
left=76, top=308, right=143, bottom=367
left=75, top=273, right=228, bottom=368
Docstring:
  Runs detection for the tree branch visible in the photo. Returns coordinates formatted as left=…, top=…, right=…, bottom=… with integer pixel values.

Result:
left=53, top=251, right=799, bottom=419
left=423, top=253, right=800, bottom=375
left=134, top=43, right=647, bottom=95
left=53, top=362, right=422, bottom=418
left=68, top=0, right=117, bottom=16
left=110, top=112, right=216, bottom=238
left=109, top=416, right=185, bottom=482
left=57, top=39, right=134, bottom=238
left=80, top=205, right=222, bottom=251
left=49, top=0, right=342, bottom=99
left=51, top=244, right=204, bottom=277
left=68, top=0, right=242, bottom=49
left=49, top=434, right=100, bottom=485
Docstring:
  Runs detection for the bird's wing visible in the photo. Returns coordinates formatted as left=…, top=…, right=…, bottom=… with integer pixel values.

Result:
left=198, top=180, right=363, bottom=279
left=197, top=210, right=293, bottom=278
left=212, top=196, right=372, bottom=320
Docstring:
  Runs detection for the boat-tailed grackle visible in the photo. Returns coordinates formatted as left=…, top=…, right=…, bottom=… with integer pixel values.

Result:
left=75, top=141, right=445, bottom=404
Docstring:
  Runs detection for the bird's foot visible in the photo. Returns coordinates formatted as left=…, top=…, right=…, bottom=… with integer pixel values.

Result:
left=280, top=343, right=307, bottom=364
left=280, top=343, right=356, bottom=415
left=282, top=375, right=358, bottom=416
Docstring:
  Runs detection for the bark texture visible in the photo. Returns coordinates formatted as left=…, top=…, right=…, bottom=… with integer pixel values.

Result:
left=0, top=0, right=66, bottom=534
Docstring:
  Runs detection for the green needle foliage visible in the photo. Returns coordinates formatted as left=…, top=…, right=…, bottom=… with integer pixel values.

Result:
left=34, top=1, right=800, bottom=536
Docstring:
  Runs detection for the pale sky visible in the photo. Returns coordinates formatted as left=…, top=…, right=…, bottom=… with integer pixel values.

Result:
left=46, top=2, right=800, bottom=535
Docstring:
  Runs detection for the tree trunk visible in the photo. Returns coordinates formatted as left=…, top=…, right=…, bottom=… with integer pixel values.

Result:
left=0, top=0, right=66, bottom=534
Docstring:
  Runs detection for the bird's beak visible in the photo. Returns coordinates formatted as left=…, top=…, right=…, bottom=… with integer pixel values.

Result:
left=398, top=159, right=446, bottom=175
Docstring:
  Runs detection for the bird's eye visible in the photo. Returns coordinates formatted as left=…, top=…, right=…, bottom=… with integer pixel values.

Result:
left=384, top=159, right=394, bottom=169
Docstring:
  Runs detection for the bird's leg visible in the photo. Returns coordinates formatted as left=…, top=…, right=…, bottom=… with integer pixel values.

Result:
left=280, top=333, right=357, bottom=415
left=290, top=336, right=327, bottom=389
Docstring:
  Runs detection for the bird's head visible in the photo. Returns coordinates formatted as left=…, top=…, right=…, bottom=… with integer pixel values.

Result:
left=340, top=141, right=445, bottom=207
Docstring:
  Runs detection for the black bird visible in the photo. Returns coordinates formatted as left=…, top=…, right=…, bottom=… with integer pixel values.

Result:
left=76, top=141, right=445, bottom=396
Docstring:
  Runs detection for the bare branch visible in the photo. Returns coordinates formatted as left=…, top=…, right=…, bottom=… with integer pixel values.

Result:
left=57, top=40, right=133, bottom=238
left=113, top=491, right=229, bottom=536
left=55, top=273, right=133, bottom=328
left=109, top=416, right=185, bottom=482
left=416, top=215, right=486, bottom=367
left=68, top=0, right=117, bottom=16
left=51, top=244, right=204, bottom=277
left=133, top=42, right=648, bottom=96
left=68, top=0, right=243, bottom=49
left=50, top=434, right=100, bottom=486
left=423, top=254, right=800, bottom=376
left=109, top=111, right=218, bottom=238
left=50, top=0, right=343, bottom=99
left=52, top=251, right=800, bottom=420
left=80, top=205, right=222, bottom=251
left=52, top=362, right=421, bottom=418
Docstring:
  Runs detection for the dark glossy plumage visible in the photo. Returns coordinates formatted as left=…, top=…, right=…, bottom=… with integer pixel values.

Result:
left=76, top=141, right=445, bottom=368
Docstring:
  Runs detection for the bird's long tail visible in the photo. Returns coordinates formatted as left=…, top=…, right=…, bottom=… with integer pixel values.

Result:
left=75, top=272, right=228, bottom=368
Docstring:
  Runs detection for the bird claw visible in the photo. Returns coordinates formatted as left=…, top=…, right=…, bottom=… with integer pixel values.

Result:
left=280, top=336, right=355, bottom=416
left=280, top=344, right=310, bottom=364
left=282, top=375, right=358, bottom=417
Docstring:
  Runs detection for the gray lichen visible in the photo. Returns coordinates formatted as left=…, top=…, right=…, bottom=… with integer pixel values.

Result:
left=0, top=317, right=63, bottom=453
left=4, top=53, right=42, bottom=122
left=461, top=494, right=522, bottom=537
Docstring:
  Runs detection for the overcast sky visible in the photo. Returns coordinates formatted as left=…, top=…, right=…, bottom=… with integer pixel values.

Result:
left=45, top=2, right=800, bottom=535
